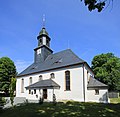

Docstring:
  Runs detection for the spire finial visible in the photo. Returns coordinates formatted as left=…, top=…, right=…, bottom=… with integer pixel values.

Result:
left=42, top=14, right=46, bottom=28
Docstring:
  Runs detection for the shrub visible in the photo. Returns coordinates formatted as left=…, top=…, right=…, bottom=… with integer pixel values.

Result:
left=0, top=97, right=6, bottom=109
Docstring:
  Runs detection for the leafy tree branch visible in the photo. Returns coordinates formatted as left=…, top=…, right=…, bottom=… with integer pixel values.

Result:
left=91, top=53, right=120, bottom=91
left=81, top=0, right=113, bottom=12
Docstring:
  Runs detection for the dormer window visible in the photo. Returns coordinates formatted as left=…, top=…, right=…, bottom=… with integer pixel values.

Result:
left=54, top=58, right=63, bottom=64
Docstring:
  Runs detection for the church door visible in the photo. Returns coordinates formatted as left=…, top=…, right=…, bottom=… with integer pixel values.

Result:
left=43, top=89, right=47, bottom=99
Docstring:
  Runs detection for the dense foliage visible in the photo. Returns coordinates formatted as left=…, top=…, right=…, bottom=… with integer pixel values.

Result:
left=81, top=0, right=113, bottom=12
left=9, top=77, right=16, bottom=106
left=0, top=57, right=17, bottom=95
left=0, top=97, right=5, bottom=109
left=91, top=53, right=120, bottom=91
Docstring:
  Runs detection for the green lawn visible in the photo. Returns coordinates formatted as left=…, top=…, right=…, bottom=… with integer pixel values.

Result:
left=0, top=101, right=120, bottom=117
left=110, top=98, right=120, bottom=104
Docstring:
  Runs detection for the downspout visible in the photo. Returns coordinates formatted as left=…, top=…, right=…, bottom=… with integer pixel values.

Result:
left=83, top=63, right=85, bottom=102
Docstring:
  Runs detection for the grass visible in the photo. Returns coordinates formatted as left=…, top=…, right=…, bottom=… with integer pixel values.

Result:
left=110, top=98, right=120, bottom=104
left=0, top=101, right=120, bottom=117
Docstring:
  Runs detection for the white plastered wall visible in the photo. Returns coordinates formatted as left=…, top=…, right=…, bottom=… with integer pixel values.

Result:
left=87, top=89, right=109, bottom=103
left=16, top=64, right=85, bottom=102
left=84, top=64, right=109, bottom=103
left=16, top=63, right=109, bottom=103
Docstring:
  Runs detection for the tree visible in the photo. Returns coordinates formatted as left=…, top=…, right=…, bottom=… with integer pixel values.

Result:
left=0, top=97, right=5, bottom=109
left=0, top=57, right=17, bottom=96
left=9, top=77, right=16, bottom=106
left=81, top=0, right=113, bottom=12
left=91, top=53, right=120, bottom=91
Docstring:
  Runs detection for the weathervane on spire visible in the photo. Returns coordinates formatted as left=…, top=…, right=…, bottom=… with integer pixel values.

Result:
left=42, top=14, right=46, bottom=28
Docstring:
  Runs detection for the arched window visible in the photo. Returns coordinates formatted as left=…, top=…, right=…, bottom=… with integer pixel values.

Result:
left=21, top=79, right=24, bottom=93
left=39, top=75, right=43, bottom=81
left=34, top=89, right=36, bottom=94
left=29, top=77, right=32, bottom=85
left=29, top=90, right=31, bottom=94
left=65, top=71, right=70, bottom=90
left=50, top=73, right=55, bottom=79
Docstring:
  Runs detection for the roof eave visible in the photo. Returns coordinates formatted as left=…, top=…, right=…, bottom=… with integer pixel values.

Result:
left=17, top=62, right=85, bottom=78
left=87, top=86, right=109, bottom=90
left=26, top=86, right=60, bottom=89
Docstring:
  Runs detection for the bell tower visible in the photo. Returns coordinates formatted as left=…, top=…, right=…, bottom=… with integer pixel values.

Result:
left=37, top=27, right=50, bottom=47
left=34, top=17, right=53, bottom=63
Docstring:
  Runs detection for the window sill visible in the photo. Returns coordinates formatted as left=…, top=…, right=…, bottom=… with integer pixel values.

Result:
left=64, top=90, right=71, bottom=91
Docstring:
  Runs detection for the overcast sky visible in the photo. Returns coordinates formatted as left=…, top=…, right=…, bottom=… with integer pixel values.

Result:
left=0, top=0, right=120, bottom=73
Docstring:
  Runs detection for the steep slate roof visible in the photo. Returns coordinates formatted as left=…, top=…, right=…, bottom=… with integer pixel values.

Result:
left=25, top=79, right=60, bottom=89
left=18, top=49, right=85, bottom=77
left=87, top=77, right=108, bottom=89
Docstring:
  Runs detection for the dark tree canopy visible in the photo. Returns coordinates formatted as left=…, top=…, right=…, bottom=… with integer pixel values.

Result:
left=0, top=57, right=17, bottom=95
left=91, top=53, right=120, bottom=91
left=81, top=0, right=113, bottom=12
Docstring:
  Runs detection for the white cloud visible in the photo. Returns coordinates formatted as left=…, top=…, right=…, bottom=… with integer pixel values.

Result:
left=15, top=60, right=32, bottom=73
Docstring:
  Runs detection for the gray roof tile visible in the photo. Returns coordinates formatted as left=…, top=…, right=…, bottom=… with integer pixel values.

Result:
left=18, top=49, right=85, bottom=77
left=25, top=79, right=60, bottom=89
left=87, top=77, right=108, bottom=89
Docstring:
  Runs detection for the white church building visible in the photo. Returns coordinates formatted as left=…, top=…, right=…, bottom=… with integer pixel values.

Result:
left=16, top=26, right=109, bottom=103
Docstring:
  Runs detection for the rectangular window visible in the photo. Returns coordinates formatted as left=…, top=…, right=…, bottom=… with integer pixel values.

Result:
left=29, top=77, right=32, bottom=85
left=95, top=89, right=99, bottom=95
left=21, top=79, right=24, bottom=93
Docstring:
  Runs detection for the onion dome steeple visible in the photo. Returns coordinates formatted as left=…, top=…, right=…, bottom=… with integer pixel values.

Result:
left=37, top=27, right=51, bottom=47
left=39, top=27, right=49, bottom=36
left=34, top=16, right=53, bottom=63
